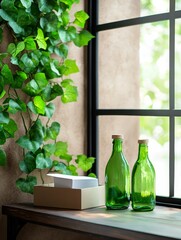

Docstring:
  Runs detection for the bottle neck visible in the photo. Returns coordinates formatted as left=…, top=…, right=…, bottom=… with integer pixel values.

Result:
left=112, top=138, right=122, bottom=152
left=138, top=143, right=148, bottom=160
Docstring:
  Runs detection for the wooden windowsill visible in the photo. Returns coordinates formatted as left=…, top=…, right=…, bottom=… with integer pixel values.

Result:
left=2, top=203, right=181, bottom=239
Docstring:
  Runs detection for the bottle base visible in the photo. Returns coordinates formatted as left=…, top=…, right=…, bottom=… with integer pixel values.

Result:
left=106, top=206, right=129, bottom=210
left=132, top=205, right=155, bottom=212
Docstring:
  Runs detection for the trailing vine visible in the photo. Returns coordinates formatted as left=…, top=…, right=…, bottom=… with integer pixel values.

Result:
left=0, top=0, right=95, bottom=194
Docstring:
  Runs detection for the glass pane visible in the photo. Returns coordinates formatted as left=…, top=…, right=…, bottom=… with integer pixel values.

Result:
left=175, top=19, right=181, bottom=109
left=98, top=21, right=169, bottom=109
left=140, top=21, right=169, bottom=109
left=98, top=0, right=169, bottom=24
left=176, top=0, right=181, bottom=10
left=175, top=118, right=181, bottom=198
left=98, top=116, right=169, bottom=197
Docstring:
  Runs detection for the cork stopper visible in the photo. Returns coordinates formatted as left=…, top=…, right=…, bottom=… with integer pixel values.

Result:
left=138, top=139, right=149, bottom=144
left=112, top=134, right=124, bottom=140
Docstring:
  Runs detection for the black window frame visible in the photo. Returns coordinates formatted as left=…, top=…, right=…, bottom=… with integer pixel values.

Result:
left=87, top=0, right=181, bottom=208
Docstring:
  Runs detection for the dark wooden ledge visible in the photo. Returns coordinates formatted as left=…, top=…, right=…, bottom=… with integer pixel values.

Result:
left=2, top=203, right=181, bottom=240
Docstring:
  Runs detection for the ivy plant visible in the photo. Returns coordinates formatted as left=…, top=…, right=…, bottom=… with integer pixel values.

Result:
left=0, top=0, right=95, bottom=194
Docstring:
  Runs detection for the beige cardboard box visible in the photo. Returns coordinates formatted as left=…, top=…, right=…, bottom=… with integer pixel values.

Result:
left=34, top=185, right=105, bottom=210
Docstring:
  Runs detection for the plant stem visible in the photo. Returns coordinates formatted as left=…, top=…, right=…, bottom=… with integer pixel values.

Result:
left=39, top=170, right=44, bottom=185
left=20, top=112, right=28, bottom=133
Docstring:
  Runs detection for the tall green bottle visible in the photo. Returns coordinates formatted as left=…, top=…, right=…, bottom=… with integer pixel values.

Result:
left=105, top=135, right=130, bottom=210
left=132, top=139, right=156, bottom=211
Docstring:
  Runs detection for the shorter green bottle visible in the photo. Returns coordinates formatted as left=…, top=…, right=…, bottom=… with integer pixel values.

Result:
left=132, top=139, right=156, bottom=211
left=105, top=135, right=130, bottom=210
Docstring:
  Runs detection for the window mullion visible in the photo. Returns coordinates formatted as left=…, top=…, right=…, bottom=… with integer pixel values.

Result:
left=87, top=0, right=99, bottom=174
left=169, top=0, right=175, bottom=197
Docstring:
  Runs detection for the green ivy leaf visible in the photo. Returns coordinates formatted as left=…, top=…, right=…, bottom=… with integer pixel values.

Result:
left=29, top=119, right=45, bottom=143
left=61, top=84, right=78, bottom=103
left=16, top=176, right=37, bottom=194
left=50, top=61, right=61, bottom=76
left=27, top=101, right=39, bottom=114
left=88, top=172, right=97, bottom=178
left=19, top=152, right=36, bottom=174
left=1, top=64, right=13, bottom=84
left=0, top=148, right=6, bottom=166
left=38, top=0, right=54, bottom=13
left=54, top=141, right=68, bottom=157
left=7, top=98, right=26, bottom=114
left=24, top=73, right=48, bottom=96
left=0, top=127, right=6, bottom=145
left=33, top=96, right=46, bottom=115
left=19, top=53, right=38, bottom=73
left=36, top=28, right=48, bottom=50
left=16, top=136, right=41, bottom=152
left=45, top=122, right=60, bottom=140
left=0, top=53, right=8, bottom=67
left=54, top=44, right=68, bottom=59
left=36, top=153, right=52, bottom=169
left=61, top=11, right=70, bottom=26
left=73, top=30, right=94, bottom=47
left=0, top=112, right=9, bottom=124
left=3, top=119, right=18, bottom=138
left=61, top=79, right=73, bottom=87
left=40, top=13, right=59, bottom=32
left=23, top=80, right=41, bottom=96
left=34, top=72, right=48, bottom=88
left=54, top=162, right=71, bottom=175
left=67, top=164, right=78, bottom=175
left=43, top=144, right=56, bottom=157
left=16, top=41, right=25, bottom=55
left=20, top=0, right=33, bottom=9
left=59, top=0, right=80, bottom=9
left=75, top=154, right=95, bottom=172
left=13, top=71, right=27, bottom=88
left=8, top=41, right=25, bottom=58
left=19, top=161, right=29, bottom=174
left=73, top=10, right=89, bottom=28
left=7, top=43, right=16, bottom=55
left=60, top=59, right=79, bottom=76
left=59, top=26, right=77, bottom=43
left=44, top=103, right=55, bottom=118
left=24, top=37, right=37, bottom=50
left=41, top=84, right=63, bottom=101
left=0, top=89, right=6, bottom=99
left=54, top=141, right=72, bottom=162
left=0, top=9, right=25, bottom=35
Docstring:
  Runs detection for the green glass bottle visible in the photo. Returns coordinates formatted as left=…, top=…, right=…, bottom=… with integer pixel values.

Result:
left=132, top=139, right=156, bottom=211
left=105, top=135, right=130, bottom=210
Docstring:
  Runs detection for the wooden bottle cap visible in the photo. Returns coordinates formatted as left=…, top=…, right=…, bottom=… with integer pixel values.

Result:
left=138, top=139, right=149, bottom=144
left=112, top=134, right=124, bottom=139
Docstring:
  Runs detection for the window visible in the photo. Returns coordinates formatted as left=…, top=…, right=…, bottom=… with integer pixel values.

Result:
left=88, top=0, right=181, bottom=207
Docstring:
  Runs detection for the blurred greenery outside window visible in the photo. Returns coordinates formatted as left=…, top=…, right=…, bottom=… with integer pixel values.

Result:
left=92, top=0, right=181, bottom=204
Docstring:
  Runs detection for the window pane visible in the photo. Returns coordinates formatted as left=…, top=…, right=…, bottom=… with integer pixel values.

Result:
left=141, top=0, right=169, bottom=16
left=140, top=21, right=169, bottom=109
left=175, top=118, right=181, bottom=198
left=98, top=0, right=169, bottom=24
left=98, top=22, right=169, bottom=109
left=175, top=19, right=181, bottom=109
left=98, top=116, right=169, bottom=196
left=176, top=0, right=181, bottom=10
